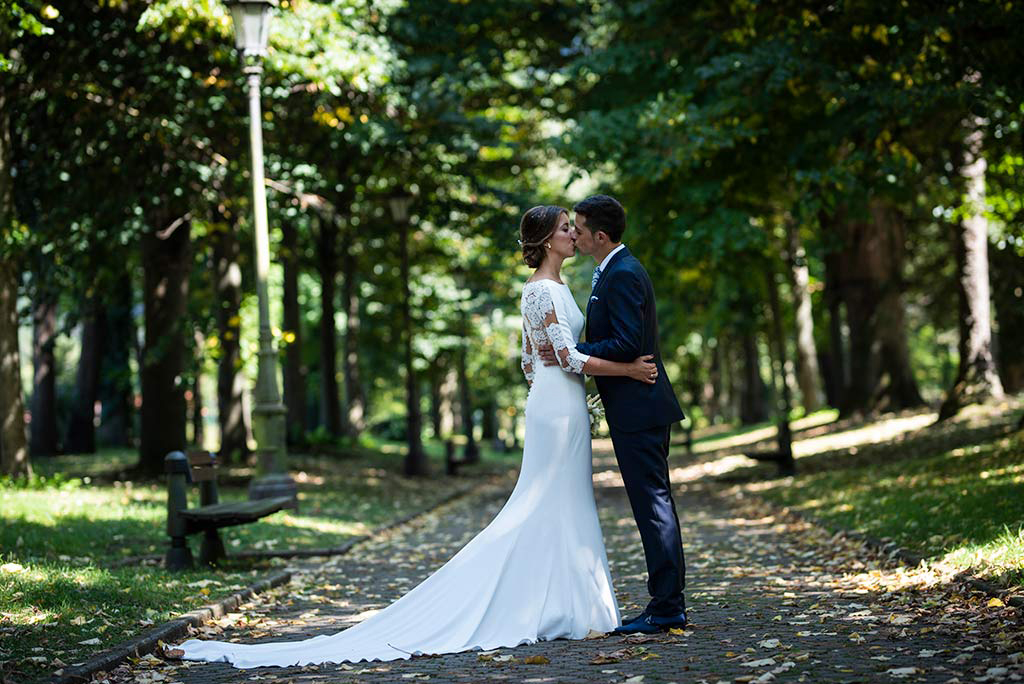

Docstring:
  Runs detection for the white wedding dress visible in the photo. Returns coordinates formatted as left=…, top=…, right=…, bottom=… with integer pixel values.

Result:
left=177, top=279, right=620, bottom=668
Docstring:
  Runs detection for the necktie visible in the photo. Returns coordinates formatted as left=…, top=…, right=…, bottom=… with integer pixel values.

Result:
left=591, top=265, right=602, bottom=290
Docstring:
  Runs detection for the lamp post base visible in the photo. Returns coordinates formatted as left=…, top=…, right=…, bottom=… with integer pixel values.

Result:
left=249, top=472, right=298, bottom=509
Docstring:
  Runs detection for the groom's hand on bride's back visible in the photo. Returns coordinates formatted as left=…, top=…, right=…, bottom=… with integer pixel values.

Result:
left=537, top=344, right=560, bottom=367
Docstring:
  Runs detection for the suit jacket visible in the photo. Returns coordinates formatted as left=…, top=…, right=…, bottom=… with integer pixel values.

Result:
left=576, top=246, right=685, bottom=433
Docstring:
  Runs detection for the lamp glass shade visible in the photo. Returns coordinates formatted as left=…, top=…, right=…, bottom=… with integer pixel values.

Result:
left=228, top=1, right=273, bottom=57
left=389, top=196, right=413, bottom=222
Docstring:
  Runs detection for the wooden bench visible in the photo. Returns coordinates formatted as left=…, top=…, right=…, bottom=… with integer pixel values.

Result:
left=164, top=450, right=293, bottom=571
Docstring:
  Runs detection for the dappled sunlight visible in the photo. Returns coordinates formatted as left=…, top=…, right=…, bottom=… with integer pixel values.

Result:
left=691, top=409, right=840, bottom=453
left=791, top=412, right=936, bottom=458
left=275, top=513, right=371, bottom=537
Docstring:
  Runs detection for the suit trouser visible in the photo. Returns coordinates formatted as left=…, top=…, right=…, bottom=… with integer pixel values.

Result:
left=609, top=423, right=686, bottom=616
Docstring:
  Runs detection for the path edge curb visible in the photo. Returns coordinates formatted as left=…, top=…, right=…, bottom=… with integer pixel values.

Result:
left=52, top=569, right=292, bottom=684
left=719, top=485, right=1024, bottom=609
left=52, top=480, right=489, bottom=683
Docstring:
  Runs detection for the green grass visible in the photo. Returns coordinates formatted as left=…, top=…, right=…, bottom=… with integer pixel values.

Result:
left=0, top=441, right=515, bottom=682
left=753, top=430, right=1024, bottom=588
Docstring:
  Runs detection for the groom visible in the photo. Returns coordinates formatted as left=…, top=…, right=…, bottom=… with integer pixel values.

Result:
left=538, top=194, right=687, bottom=634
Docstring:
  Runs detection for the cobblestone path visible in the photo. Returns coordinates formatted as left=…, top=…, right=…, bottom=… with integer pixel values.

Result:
left=105, top=450, right=1023, bottom=684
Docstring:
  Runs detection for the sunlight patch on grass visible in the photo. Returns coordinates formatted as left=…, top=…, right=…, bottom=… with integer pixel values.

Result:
left=943, top=526, right=1024, bottom=586
left=755, top=432, right=1024, bottom=587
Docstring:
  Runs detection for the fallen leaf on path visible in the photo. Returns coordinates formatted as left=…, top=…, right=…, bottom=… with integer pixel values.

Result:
left=522, top=655, right=550, bottom=664
left=740, top=657, right=776, bottom=668
left=886, top=667, right=921, bottom=677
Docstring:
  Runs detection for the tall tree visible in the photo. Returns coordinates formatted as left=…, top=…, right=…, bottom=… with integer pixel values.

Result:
left=316, top=216, right=342, bottom=437
left=138, top=212, right=191, bottom=475
left=0, top=0, right=48, bottom=479
left=64, top=306, right=104, bottom=453
left=212, top=216, right=252, bottom=462
left=739, top=328, right=769, bottom=425
left=834, top=202, right=923, bottom=415
left=785, top=221, right=822, bottom=413
left=97, top=267, right=134, bottom=447
left=29, top=285, right=58, bottom=456
left=281, top=217, right=307, bottom=446
left=395, top=199, right=428, bottom=476
left=939, top=119, right=1004, bottom=419
left=341, top=231, right=365, bottom=437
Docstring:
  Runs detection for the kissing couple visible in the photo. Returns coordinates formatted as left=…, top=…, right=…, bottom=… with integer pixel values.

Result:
left=177, top=194, right=687, bottom=668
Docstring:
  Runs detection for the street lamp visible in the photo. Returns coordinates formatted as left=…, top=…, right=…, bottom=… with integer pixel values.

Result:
left=390, top=193, right=428, bottom=477
left=226, top=0, right=297, bottom=507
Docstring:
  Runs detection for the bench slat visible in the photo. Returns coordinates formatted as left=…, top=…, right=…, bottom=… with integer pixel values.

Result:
left=180, top=497, right=292, bottom=528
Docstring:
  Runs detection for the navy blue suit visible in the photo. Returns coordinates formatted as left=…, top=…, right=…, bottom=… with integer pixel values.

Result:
left=576, top=246, right=686, bottom=616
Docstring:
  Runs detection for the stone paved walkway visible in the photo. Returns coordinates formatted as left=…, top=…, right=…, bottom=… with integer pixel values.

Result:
left=104, top=450, right=1024, bottom=684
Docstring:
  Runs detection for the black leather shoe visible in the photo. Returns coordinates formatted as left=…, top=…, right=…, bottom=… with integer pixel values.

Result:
left=613, top=610, right=687, bottom=635
left=618, top=611, right=649, bottom=626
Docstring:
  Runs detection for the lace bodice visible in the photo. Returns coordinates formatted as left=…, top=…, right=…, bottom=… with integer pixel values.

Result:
left=520, top=279, right=590, bottom=386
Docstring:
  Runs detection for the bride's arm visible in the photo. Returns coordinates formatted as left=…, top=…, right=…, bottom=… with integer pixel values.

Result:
left=523, top=284, right=657, bottom=384
left=520, top=322, right=535, bottom=389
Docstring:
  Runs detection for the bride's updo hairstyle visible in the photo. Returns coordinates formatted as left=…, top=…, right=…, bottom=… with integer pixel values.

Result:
left=519, top=205, right=568, bottom=268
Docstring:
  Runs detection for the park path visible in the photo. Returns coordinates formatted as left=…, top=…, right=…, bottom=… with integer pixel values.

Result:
left=106, top=449, right=1023, bottom=684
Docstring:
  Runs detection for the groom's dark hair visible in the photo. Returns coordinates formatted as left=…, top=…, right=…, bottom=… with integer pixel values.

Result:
left=574, top=195, right=626, bottom=243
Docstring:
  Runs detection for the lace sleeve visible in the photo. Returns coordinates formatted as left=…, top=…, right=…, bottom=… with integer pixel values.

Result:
left=520, top=321, right=534, bottom=387
left=521, top=282, right=591, bottom=375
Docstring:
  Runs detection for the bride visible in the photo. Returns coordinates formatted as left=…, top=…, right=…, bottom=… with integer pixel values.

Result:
left=176, top=205, right=658, bottom=668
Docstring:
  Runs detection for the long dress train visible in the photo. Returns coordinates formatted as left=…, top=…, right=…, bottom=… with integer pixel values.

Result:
left=177, top=278, right=619, bottom=668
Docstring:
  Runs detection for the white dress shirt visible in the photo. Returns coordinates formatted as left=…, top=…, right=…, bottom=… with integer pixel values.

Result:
left=598, top=243, right=627, bottom=274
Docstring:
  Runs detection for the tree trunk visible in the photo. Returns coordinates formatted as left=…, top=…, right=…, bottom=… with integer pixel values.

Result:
left=399, top=217, right=428, bottom=476
left=429, top=367, right=443, bottom=438
left=30, top=289, right=58, bottom=457
left=785, top=221, right=822, bottom=413
left=739, top=329, right=769, bottom=424
left=821, top=249, right=847, bottom=409
left=765, top=268, right=795, bottom=474
left=316, top=218, right=342, bottom=437
left=834, top=201, right=923, bottom=416
left=213, top=220, right=251, bottom=463
left=458, top=345, right=479, bottom=464
left=722, top=338, right=738, bottom=423
left=0, top=261, right=30, bottom=478
left=481, top=398, right=498, bottom=441
left=991, top=240, right=1024, bottom=394
left=64, top=307, right=105, bottom=454
left=439, top=365, right=458, bottom=437
left=703, top=340, right=723, bottom=423
left=939, top=122, right=1004, bottom=419
left=281, top=218, right=307, bottom=446
left=138, top=213, right=191, bottom=476
left=341, top=235, right=365, bottom=437
left=97, top=267, right=134, bottom=447
left=0, top=0, right=29, bottom=477
left=191, top=328, right=205, bottom=447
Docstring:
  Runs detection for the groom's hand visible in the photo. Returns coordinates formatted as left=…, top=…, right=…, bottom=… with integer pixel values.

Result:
left=537, top=344, right=560, bottom=367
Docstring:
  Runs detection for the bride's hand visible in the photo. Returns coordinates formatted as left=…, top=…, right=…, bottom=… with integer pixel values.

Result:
left=628, top=355, right=658, bottom=384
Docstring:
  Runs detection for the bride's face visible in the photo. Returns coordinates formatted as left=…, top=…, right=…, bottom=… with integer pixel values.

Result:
left=548, top=213, right=576, bottom=261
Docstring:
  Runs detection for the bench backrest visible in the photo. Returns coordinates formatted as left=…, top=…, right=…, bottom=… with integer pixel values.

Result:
left=187, top=451, right=218, bottom=483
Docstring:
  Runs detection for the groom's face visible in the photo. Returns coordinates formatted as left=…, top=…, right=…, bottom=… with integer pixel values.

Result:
left=573, top=214, right=596, bottom=256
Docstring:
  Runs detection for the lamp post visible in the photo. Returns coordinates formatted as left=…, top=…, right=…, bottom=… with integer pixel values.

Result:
left=226, top=0, right=297, bottom=507
left=390, top=193, right=428, bottom=477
